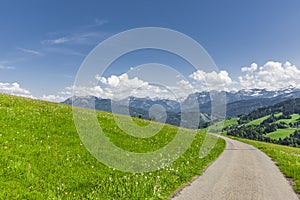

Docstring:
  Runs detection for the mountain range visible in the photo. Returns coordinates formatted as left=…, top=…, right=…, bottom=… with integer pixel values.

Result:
left=62, top=87, right=300, bottom=127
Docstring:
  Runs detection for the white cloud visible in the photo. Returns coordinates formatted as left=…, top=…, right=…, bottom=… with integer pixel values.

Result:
left=40, top=94, right=67, bottom=102
left=52, top=37, right=69, bottom=44
left=0, top=65, right=15, bottom=70
left=81, top=73, right=194, bottom=101
left=96, top=74, right=107, bottom=84
left=238, top=61, right=300, bottom=90
left=66, top=85, right=104, bottom=98
left=93, top=18, right=108, bottom=26
left=42, top=31, right=106, bottom=46
left=189, top=70, right=233, bottom=90
left=0, top=82, right=30, bottom=94
left=241, top=63, right=258, bottom=72
left=17, top=47, right=43, bottom=56
left=37, top=61, right=300, bottom=103
left=0, top=82, right=31, bottom=95
left=99, top=73, right=150, bottom=99
left=107, top=75, right=120, bottom=87
left=42, top=37, right=69, bottom=45
left=167, top=79, right=195, bottom=101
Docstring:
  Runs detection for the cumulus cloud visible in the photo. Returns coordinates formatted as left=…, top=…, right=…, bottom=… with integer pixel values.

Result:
left=241, top=63, right=258, bottom=72
left=97, top=73, right=150, bottom=99
left=39, top=61, right=300, bottom=103
left=40, top=95, right=67, bottom=102
left=0, top=82, right=31, bottom=94
left=84, top=73, right=194, bottom=100
left=166, top=79, right=195, bottom=101
left=189, top=70, right=233, bottom=90
left=238, top=61, right=300, bottom=90
left=67, top=85, right=104, bottom=97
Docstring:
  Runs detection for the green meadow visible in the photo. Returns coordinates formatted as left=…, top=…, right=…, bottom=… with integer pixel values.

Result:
left=277, top=114, right=300, bottom=123
left=267, top=128, right=298, bottom=140
left=246, top=115, right=269, bottom=125
left=0, top=94, right=225, bottom=199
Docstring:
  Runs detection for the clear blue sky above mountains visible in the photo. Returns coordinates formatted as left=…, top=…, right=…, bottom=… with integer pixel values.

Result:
left=1, top=0, right=300, bottom=101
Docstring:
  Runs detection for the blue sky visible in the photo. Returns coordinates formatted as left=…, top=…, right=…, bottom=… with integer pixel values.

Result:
left=1, top=0, right=300, bottom=101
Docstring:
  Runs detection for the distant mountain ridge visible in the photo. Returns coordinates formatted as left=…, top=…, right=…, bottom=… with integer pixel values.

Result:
left=62, top=87, right=300, bottom=126
left=186, top=87, right=300, bottom=116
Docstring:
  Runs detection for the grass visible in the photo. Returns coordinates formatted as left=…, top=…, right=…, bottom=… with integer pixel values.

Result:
left=208, top=118, right=238, bottom=133
left=267, top=128, right=297, bottom=140
left=247, top=115, right=270, bottom=125
left=0, top=94, right=226, bottom=199
left=232, top=137, right=300, bottom=194
left=277, top=114, right=300, bottom=124
left=223, top=118, right=238, bottom=128
left=246, top=113, right=299, bottom=126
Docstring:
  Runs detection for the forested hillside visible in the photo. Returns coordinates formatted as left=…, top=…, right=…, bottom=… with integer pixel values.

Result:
left=225, top=98, right=300, bottom=147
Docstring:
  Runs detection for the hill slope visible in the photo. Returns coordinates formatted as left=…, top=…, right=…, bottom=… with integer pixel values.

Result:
left=226, top=98, right=300, bottom=147
left=0, top=94, right=225, bottom=199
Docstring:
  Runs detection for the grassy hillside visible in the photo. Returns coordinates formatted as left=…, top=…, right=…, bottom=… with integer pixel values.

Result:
left=247, top=115, right=269, bottom=125
left=267, top=129, right=297, bottom=140
left=277, top=113, right=300, bottom=123
left=227, top=99, right=300, bottom=147
left=223, top=118, right=238, bottom=128
left=207, top=118, right=238, bottom=133
left=232, top=137, right=300, bottom=194
left=0, top=94, right=225, bottom=199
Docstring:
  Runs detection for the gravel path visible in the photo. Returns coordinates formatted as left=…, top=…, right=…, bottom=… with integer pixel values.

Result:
left=172, top=136, right=299, bottom=200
